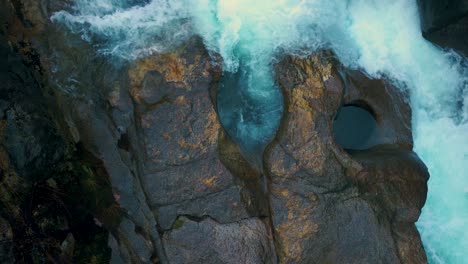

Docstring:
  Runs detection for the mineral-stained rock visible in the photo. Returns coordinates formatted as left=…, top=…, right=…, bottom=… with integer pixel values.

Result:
left=4, top=0, right=276, bottom=259
left=351, top=147, right=429, bottom=264
left=127, top=37, right=274, bottom=261
left=265, top=52, right=429, bottom=263
left=2, top=0, right=432, bottom=263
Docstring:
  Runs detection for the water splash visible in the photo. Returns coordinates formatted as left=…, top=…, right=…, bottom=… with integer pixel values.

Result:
left=52, top=0, right=468, bottom=262
left=51, top=0, right=192, bottom=59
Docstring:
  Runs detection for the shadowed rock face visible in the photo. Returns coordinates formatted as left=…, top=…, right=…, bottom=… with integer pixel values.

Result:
left=423, top=15, right=468, bottom=57
left=417, top=0, right=468, bottom=33
left=1, top=1, right=430, bottom=263
left=418, top=0, right=468, bottom=56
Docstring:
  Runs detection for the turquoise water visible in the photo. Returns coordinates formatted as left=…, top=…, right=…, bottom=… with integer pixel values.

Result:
left=52, top=1, right=468, bottom=262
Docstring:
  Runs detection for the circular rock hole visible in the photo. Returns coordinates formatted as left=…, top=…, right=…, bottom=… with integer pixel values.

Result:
left=333, top=105, right=379, bottom=151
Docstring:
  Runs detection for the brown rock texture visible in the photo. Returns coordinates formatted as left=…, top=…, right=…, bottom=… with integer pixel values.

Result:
left=0, top=1, right=431, bottom=263
left=265, top=53, right=429, bottom=263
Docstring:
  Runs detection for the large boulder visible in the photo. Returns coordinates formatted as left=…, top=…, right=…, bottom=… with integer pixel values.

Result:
left=264, top=53, right=428, bottom=263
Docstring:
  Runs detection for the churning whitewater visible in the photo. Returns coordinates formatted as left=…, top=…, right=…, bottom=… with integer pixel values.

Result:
left=52, top=0, right=468, bottom=263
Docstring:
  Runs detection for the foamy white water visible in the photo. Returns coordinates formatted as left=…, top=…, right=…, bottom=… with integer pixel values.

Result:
left=52, top=0, right=192, bottom=59
left=52, top=1, right=468, bottom=262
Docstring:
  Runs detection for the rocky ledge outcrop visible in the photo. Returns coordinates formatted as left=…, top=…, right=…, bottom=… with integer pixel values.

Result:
left=1, top=1, right=432, bottom=263
left=266, top=54, right=428, bottom=263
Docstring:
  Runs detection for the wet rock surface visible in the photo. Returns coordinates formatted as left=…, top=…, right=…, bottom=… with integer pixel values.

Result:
left=418, top=0, right=468, bottom=56
left=123, top=38, right=274, bottom=262
left=1, top=1, right=430, bottom=263
left=265, top=54, right=429, bottom=263
left=424, top=15, right=468, bottom=56
left=417, top=0, right=468, bottom=33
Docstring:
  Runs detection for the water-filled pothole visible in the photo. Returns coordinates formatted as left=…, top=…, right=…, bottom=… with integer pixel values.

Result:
left=217, top=65, right=284, bottom=170
left=333, top=105, right=379, bottom=151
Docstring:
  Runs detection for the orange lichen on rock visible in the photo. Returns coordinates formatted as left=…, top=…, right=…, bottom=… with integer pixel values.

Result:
left=129, top=54, right=185, bottom=87
left=275, top=190, right=319, bottom=263
left=174, top=96, right=187, bottom=104
left=286, top=56, right=333, bottom=119
left=128, top=53, right=187, bottom=103
left=204, top=111, right=221, bottom=146
left=175, top=111, right=219, bottom=152
left=128, top=42, right=213, bottom=105
left=201, top=175, right=218, bottom=188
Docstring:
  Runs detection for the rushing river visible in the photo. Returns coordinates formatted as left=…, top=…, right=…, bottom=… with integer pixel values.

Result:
left=52, top=1, right=468, bottom=262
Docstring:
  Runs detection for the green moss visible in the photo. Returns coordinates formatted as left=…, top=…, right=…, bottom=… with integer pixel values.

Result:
left=172, top=218, right=185, bottom=230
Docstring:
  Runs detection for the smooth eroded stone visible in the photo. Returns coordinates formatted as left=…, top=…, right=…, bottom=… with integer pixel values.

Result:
left=264, top=52, right=429, bottom=263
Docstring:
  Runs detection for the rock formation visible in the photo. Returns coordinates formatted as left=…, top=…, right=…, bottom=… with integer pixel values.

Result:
left=418, top=0, right=468, bottom=56
left=266, top=54, right=428, bottom=263
left=0, top=0, right=441, bottom=263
